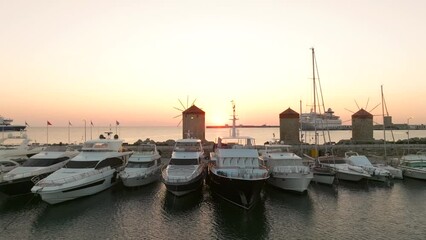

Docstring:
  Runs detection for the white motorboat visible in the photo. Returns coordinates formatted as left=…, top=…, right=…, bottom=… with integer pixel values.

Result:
left=319, top=155, right=370, bottom=182
left=0, top=132, right=44, bottom=163
left=162, top=138, right=206, bottom=196
left=120, top=144, right=163, bottom=187
left=374, top=163, right=403, bottom=180
left=0, top=116, right=26, bottom=132
left=0, top=159, right=20, bottom=182
left=259, top=144, right=312, bottom=193
left=0, top=146, right=79, bottom=195
left=32, top=133, right=133, bottom=204
left=345, top=151, right=392, bottom=182
left=399, top=150, right=426, bottom=180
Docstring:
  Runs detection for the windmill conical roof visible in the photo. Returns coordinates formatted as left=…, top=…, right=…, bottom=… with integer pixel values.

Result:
left=183, top=105, right=205, bottom=114
left=279, top=108, right=299, bottom=119
left=352, top=108, right=373, bottom=119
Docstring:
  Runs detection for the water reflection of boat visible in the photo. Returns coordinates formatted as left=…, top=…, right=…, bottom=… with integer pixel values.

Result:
left=162, top=187, right=203, bottom=212
left=211, top=191, right=268, bottom=240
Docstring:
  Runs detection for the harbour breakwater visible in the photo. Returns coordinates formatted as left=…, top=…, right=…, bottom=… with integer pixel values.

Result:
left=125, top=140, right=426, bottom=165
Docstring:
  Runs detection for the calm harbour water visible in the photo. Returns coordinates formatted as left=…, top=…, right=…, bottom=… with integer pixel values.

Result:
left=1, top=179, right=425, bottom=239
left=1, top=127, right=426, bottom=239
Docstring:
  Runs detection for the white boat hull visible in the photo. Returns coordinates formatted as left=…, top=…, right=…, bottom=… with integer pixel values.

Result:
left=336, top=171, right=367, bottom=182
left=377, top=165, right=403, bottom=179
left=401, top=168, right=426, bottom=180
left=268, top=173, right=313, bottom=192
left=121, top=170, right=161, bottom=187
left=312, top=173, right=335, bottom=185
left=34, top=171, right=118, bottom=204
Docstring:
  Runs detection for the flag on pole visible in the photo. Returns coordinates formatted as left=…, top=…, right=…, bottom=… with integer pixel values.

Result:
left=25, top=121, right=29, bottom=127
left=90, top=121, right=94, bottom=126
left=116, top=120, right=120, bottom=126
left=47, top=121, right=52, bottom=126
left=69, top=121, right=72, bottom=126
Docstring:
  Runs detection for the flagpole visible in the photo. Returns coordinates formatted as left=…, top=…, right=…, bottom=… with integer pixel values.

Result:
left=47, top=121, right=49, bottom=145
left=68, top=121, right=71, bottom=144
left=90, top=121, right=93, bottom=140
left=83, top=119, right=87, bottom=142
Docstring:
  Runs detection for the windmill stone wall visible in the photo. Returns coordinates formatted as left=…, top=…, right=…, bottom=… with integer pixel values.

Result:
left=352, top=108, right=374, bottom=142
left=279, top=108, right=300, bottom=144
left=182, top=105, right=205, bottom=141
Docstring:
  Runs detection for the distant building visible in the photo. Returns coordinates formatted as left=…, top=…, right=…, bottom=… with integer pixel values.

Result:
left=182, top=105, right=205, bottom=141
left=279, top=108, right=300, bottom=144
left=352, top=109, right=373, bottom=142
left=384, top=116, right=393, bottom=129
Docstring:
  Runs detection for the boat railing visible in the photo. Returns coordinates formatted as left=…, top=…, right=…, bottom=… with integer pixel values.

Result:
left=272, top=166, right=310, bottom=175
left=162, top=166, right=204, bottom=183
left=35, top=167, right=112, bottom=187
left=217, top=167, right=268, bottom=179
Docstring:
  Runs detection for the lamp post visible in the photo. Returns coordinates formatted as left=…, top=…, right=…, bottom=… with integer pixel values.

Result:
left=83, top=119, right=87, bottom=142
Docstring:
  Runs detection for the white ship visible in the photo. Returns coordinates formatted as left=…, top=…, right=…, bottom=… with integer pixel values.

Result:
left=300, top=108, right=342, bottom=130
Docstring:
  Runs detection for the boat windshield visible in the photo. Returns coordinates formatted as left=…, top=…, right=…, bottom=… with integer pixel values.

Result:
left=65, top=160, right=99, bottom=169
left=174, top=142, right=201, bottom=152
left=22, top=157, right=70, bottom=167
left=127, top=161, right=155, bottom=168
left=169, top=158, right=198, bottom=165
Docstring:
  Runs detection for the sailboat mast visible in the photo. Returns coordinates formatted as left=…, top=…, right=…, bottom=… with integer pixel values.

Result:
left=311, top=48, right=318, bottom=147
left=381, top=85, right=387, bottom=160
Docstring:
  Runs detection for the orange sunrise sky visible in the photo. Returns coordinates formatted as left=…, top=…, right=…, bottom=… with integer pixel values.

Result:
left=1, top=0, right=425, bottom=127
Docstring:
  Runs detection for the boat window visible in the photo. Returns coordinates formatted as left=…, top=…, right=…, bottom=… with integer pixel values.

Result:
left=169, top=158, right=198, bottom=165
left=127, top=161, right=154, bottom=168
left=1, top=162, right=17, bottom=167
left=65, top=160, right=99, bottom=168
left=321, top=159, right=346, bottom=164
left=95, top=157, right=123, bottom=169
left=174, top=142, right=201, bottom=152
left=22, top=157, right=70, bottom=167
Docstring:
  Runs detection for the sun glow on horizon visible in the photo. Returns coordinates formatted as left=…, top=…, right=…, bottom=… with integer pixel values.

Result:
left=208, top=111, right=230, bottom=126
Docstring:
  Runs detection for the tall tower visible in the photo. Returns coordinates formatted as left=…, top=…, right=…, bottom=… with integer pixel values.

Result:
left=352, top=108, right=374, bottom=142
left=182, top=105, right=205, bottom=141
left=279, top=108, right=300, bottom=144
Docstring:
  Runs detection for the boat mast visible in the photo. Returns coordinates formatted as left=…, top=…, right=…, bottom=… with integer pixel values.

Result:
left=312, top=48, right=318, bottom=148
left=381, top=85, right=387, bottom=160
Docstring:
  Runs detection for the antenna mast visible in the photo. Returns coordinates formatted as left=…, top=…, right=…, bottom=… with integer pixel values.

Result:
left=230, top=100, right=238, bottom=137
